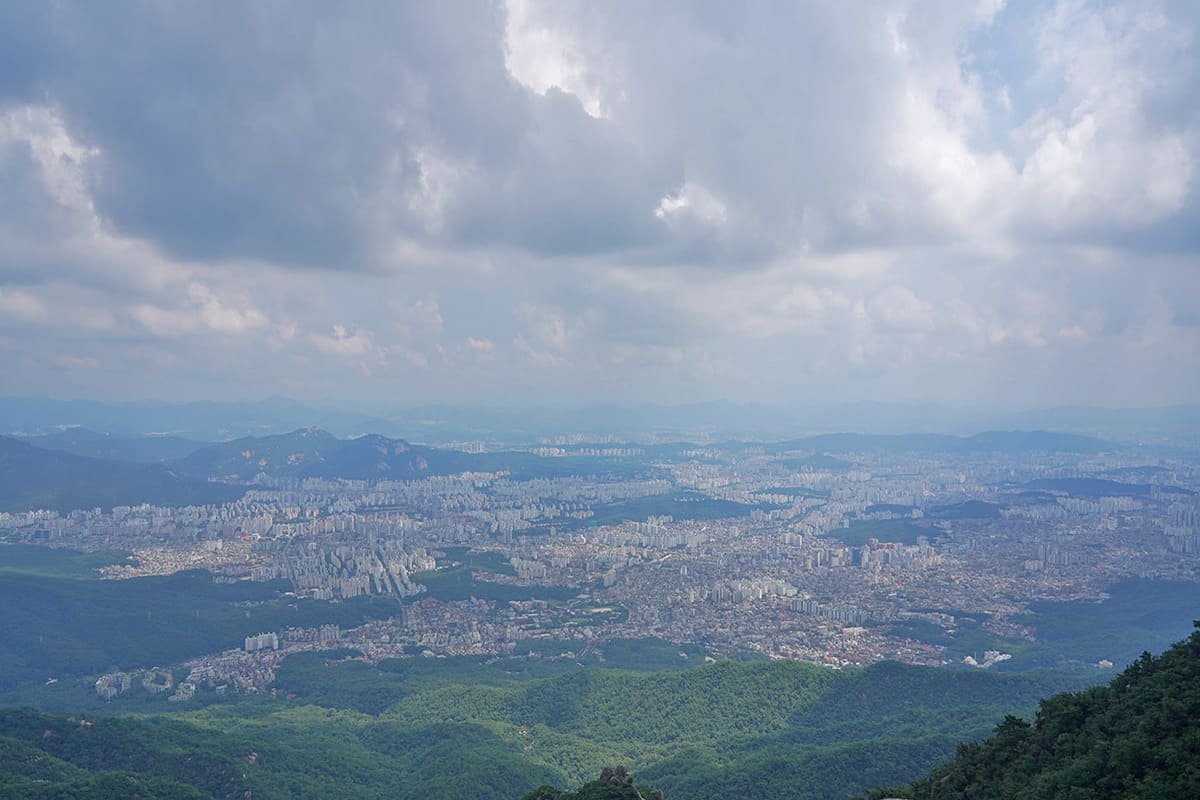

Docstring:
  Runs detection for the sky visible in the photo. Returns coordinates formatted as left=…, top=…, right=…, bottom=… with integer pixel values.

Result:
left=0, top=0, right=1197, bottom=411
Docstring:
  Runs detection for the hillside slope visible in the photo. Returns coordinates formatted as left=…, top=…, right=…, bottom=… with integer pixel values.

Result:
left=0, top=436, right=244, bottom=513
left=0, top=652, right=1096, bottom=800
left=356, top=656, right=1093, bottom=800
left=0, top=708, right=560, bottom=800
left=863, top=623, right=1200, bottom=800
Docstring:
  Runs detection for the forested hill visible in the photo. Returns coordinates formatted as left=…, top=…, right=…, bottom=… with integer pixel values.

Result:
left=0, top=652, right=1096, bottom=800
left=0, top=436, right=244, bottom=513
left=174, top=428, right=647, bottom=482
left=862, top=623, right=1200, bottom=800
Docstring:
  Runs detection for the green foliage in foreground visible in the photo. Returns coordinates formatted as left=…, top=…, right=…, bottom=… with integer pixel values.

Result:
left=863, top=623, right=1200, bottom=800
left=494, top=662, right=1085, bottom=799
left=0, top=651, right=1103, bottom=800
left=0, top=707, right=561, bottom=800
left=362, top=655, right=1092, bottom=799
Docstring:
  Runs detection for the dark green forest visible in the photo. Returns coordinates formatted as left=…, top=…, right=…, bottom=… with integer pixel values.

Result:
left=862, top=623, right=1200, bottom=800
left=0, top=651, right=1098, bottom=800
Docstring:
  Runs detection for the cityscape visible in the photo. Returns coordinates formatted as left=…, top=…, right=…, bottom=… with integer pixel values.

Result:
left=3, top=427, right=1195, bottom=699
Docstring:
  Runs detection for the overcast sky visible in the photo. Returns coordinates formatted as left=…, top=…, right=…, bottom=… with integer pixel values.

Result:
left=0, top=0, right=1197, bottom=410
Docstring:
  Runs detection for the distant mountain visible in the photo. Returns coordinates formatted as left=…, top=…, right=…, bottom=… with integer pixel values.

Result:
left=1003, top=404, right=1200, bottom=441
left=5, top=396, right=1196, bottom=445
left=862, top=623, right=1200, bottom=800
left=173, top=428, right=643, bottom=482
left=959, top=430, right=1114, bottom=453
left=767, top=430, right=1116, bottom=455
left=391, top=402, right=1200, bottom=442
left=0, top=437, right=245, bottom=513
left=173, top=427, right=458, bottom=481
left=20, top=428, right=209, bottom=463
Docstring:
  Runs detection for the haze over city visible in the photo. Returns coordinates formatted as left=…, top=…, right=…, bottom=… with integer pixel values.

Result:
left=1, top=3, right=1199, bottom=800
left=1, top=0, right=1198, bottom=408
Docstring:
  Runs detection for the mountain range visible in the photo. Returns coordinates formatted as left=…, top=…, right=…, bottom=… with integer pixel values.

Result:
left=0, top=424, right=1171, bottom=514
left=173, top=428, right=643, bottom=482
left=3, top=396, right=1198, bottom=443
left=0, top=427, right=648, bottom=512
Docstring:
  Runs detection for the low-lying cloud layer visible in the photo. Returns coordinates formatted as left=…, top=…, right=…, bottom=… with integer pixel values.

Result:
left=0, top=0, right=1196, bottom=408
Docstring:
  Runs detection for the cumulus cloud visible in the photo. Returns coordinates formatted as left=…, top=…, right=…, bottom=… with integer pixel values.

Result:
left=466, top=336, right=495, bottom=352
left=129, top=283, right=268, bottom=337
left=393, top=299, right=445, bottom=339
left=1010, top=0, right=1195, bottom=234
left=516, top=304, right=577, bottom=354
left=868, top=286, right=936, bottom=334
left=0, top=0, right=1197, bottom=406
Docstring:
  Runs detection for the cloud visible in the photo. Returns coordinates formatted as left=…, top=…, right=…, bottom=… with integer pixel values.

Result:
left=393, top=299, right=444, bottom=339
left=1, top=0, right=1196, bottom=269
left=129, top=283, right=268, bottom=337
left=186, top=283, right=268, bottom=335
left=1001, top=1, right=1195, bottom=237
left=868, top=286, right=936, bottom=333
left=0, top=287, right=46, bottom=321
left=505, top=0, right=605, bottom=118
left=513, top=335, right=566, bottom=368
left=516, top=304, right=572, bottom=353
left=466, top=336, right=495, bottom=352
left=311, top=325, right=373, bottom=356
left=0, top=0, right=1197, bottom=407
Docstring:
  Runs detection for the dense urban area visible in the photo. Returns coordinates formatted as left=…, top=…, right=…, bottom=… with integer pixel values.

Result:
left=2, top=428, right=1197, bottom=702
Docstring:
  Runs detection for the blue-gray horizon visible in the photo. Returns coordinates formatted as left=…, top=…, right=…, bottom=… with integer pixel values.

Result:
left=0, top=1, right=1197, bottom=408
